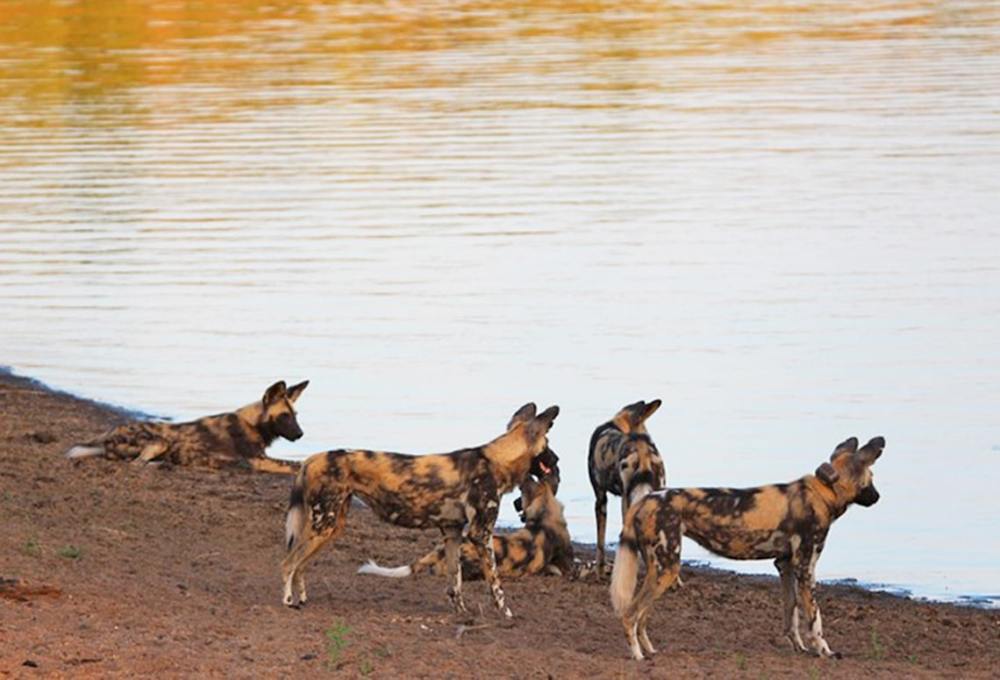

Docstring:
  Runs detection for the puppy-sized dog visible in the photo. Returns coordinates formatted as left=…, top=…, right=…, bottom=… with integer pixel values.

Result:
left=588, top=399, right=665, bottom=572
left=282, top=403, right=560, bottom=618
left=610, top=436, right=885, bottom=660
left=65, top=380, right=308, bottom=473
left=357, top=470, right=573, bottom=581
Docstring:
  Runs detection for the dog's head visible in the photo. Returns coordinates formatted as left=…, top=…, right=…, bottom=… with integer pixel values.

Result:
left=815, top=436, right=885, bottom=508
left=529, top=446, right=560, bottom=494
left=506, top=402, right=560, bottom=454
left=496, top=402, right=560, bottom=486
left=512, top=472, right=558, bottom=524
left=611, top=399, right=662, bottom=435
left=261, top=380, right=309, bottom=442
left=619, top=433, right=664, bottom=505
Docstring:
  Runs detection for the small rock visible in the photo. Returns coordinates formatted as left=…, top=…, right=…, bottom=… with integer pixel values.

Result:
left=26, top=431, right=57, bottom=444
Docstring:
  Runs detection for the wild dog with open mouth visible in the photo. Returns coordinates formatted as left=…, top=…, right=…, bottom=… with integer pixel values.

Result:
left=281, top=403, right=560, bottom=618
left=357, top=468, right=573, bottom=581
left=610, top=436, right=885, bottom=660
left=588, top=399, right=665, bottom=572
left=65, top=380, right=308, bottom=473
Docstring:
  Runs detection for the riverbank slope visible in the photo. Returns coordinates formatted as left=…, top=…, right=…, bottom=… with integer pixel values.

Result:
left=1, top=372, right=996, bottom=677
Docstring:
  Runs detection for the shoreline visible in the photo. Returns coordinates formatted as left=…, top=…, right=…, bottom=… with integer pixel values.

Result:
left=3, top=366, right=994, bottom=612
left=2, top=369, right=998, bottom=676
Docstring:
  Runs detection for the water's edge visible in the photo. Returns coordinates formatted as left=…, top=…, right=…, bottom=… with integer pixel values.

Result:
left=5, top=365, right=994, bottom=611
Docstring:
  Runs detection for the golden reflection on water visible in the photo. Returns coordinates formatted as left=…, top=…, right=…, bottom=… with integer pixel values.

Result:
left=3, top=0, right=993, bottom=128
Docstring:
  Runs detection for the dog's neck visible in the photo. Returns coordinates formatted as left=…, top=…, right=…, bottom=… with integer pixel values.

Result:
left=483, top=430, right=535, bottom=493
left=234, top=403, right=275, bottom=447
left=810, top=476, right=849, bottom=519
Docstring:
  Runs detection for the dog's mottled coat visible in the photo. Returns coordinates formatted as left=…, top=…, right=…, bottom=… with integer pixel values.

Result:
left=588, top=399, right=665, bottom=571
left=358, top=470, right=573, bottom=581
left=610, top=436, right=885, bottom=660
left=282, top=403, right=560, bottom=617
left=65, top=380, right=308, bottom=473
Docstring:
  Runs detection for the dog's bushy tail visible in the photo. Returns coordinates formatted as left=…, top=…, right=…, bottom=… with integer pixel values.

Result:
left=285, top=466, right=308, bottom=552
left=65, top=443, right=105, bottom=459
left=610, top=509, right=641, bottom=615
left=357, top=560, right=412, bottom=578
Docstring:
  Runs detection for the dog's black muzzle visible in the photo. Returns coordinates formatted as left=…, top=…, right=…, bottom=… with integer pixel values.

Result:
left=530, top=446, right=560, bottom=485
left=856, top=485, right=880, bottom=507
left=276, top=414, right=304, bottom=441
left=513, top=496, right=526, bottom=523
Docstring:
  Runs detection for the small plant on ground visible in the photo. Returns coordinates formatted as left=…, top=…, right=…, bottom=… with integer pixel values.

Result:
left=324, top=619, right=352, bottom=668
left=359, top=657, right=374, bottom=675
left=735, top=652, right=747, bottom=671
left=58, top=545, right=82, bottom=560
left=869, top=628, right=885, bottom=661
left=22, top=538, right=41, bottom=557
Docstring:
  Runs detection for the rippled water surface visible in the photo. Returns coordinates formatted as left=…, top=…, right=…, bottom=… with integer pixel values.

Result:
left=2, top=0, right=998, bottom=605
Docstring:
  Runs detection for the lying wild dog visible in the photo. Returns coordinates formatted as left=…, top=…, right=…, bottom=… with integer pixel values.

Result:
left=588, top=399, right=665, bottom=572
left=357, top=470, right=573, bottom=581
left=610, top=436, right=885, bottom=661
left=65, top=380, right=308, bottom=473
left=282, top=403, right=560, bottom=618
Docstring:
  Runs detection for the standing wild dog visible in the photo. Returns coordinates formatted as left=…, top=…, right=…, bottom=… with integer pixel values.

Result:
left=588, top=399, right=665, bottom=572
left=281, top=403, right=560, bottom=618
left=357, top=469, right=574, bottom=581
left=610, top=436, right=885, bottom=661
left=65, top=380, right=308, bottom=474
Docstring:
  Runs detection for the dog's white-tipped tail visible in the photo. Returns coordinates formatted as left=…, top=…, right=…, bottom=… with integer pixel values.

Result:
left=357, top=560, right=412, bottom=578
left=610, top=528, right=640, bottom=616
left=65, top=445, right=104, bottom=459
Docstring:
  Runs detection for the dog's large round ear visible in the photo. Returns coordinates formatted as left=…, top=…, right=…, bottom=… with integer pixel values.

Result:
left=815, top=462, right=840, bottom=487
left=857, top=436, right=885, bottom=464
left=830, top=436, right=859, bottom=461
left=263, top=381, right=287, bottom=407
left=527, top=405, right=560, bottom=439
left=641, top=399, right=662, bottom=422
left=286, top=380, right=310, bottom=404
left=507, top=403, right=537, bottom=430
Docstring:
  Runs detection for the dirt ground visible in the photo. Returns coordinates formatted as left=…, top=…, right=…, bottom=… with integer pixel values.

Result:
left=1, top=372, right=997, bottom=678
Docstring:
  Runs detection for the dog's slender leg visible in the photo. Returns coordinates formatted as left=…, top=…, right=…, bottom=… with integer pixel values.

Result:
left=595, top=492, right=608, bottom=574
left=131, top=440, right=168, bottom=466
left=775, top=557, right=806, bottom=653
left=281, top=496, right=349, bottom=607
left=634, top=531, right=682, bottom=656
left=469, top=528, right=511, bottom=618
left=794, top=548, right=838, bottom=658
left=248, top=458, right=300, bottom=475
left=442, top=529, right=467, bottom=614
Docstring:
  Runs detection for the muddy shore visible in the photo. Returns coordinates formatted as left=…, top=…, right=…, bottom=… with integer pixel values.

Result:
left=1, top=372, right=997, bottom=678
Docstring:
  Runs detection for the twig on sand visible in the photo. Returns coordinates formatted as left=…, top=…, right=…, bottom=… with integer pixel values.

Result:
left=455, top=623, right=494, bottom=640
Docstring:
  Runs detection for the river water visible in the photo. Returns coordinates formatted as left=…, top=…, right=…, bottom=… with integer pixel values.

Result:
left=1, top=0, right=998, bottom=606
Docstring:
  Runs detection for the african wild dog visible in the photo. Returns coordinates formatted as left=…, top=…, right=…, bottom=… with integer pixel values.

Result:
left=588, top=399, right=665, bottom=572
left=357, top=469, right=574, bottom=581
left=610, top=436, right=885, bottom=660
left=281, top=403, right=560, bottom=618
left=65, top=380, right=308, bottom=473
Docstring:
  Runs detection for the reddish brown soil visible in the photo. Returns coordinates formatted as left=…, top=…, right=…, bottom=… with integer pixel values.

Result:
left=2, top=373, right=998, bottom=678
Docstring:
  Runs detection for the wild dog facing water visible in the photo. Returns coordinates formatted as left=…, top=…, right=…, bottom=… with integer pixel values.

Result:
left=66, top=380, right=308, bottom=473
left=357, top=470, right=573, bottom=581
left=610, top=436, right=885, bottom=660
left=282, top=403, right=560, bottom=618
left=588, top=399, right=665, bottom=572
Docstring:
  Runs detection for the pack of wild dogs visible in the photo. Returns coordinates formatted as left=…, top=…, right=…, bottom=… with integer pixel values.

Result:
left=67, top=380, right=886, bottom=660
